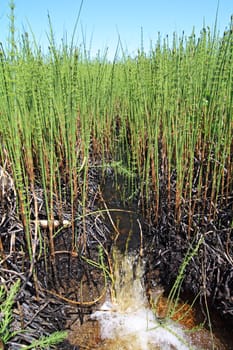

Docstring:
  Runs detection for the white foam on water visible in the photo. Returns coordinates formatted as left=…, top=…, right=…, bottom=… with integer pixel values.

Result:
left=91, top=250, right=197, bottom=350
left=91, top=301, right=194, bottom=350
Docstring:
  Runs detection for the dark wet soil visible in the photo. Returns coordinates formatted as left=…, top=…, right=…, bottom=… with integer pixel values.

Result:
left=0, top=167, right=232, bottom=349
left=99, top=174, right=233, bottom=350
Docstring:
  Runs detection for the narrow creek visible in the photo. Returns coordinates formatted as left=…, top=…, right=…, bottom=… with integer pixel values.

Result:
left=65, top=174, right=230, bottom=350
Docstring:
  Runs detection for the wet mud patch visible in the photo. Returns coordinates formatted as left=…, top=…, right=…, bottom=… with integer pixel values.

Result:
left=37, top=233, right=107, bottom=307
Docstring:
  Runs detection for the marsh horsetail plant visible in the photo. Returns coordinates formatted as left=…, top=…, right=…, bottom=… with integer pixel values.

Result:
left=0, top=0, right=232, bottom=310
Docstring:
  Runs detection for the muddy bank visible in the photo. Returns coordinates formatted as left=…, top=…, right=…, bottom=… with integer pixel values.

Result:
left=143, top=183, right=233, bottom=325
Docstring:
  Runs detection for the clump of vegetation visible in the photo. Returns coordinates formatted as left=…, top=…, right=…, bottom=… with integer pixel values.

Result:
left=0, top=280, right=67, bottom=349
left=0, top=280, right=21, bottom=345
left=0, top=0, right=232, bottom=346
left=0, top=4, right=232, bottom=237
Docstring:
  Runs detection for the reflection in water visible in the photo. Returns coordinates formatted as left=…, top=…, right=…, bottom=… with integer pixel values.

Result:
left=91, top=249, right=196, bottom=350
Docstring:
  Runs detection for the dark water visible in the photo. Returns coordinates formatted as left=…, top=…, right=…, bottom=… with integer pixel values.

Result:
left=100, top=174, right=142, bottom=252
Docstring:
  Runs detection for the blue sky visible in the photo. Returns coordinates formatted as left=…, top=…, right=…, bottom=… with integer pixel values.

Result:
left=0, top=0, right=232, bottom=59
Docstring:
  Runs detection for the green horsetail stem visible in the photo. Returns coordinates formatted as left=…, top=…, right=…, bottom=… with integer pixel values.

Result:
left=0, top=4, right=232, bottom=265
